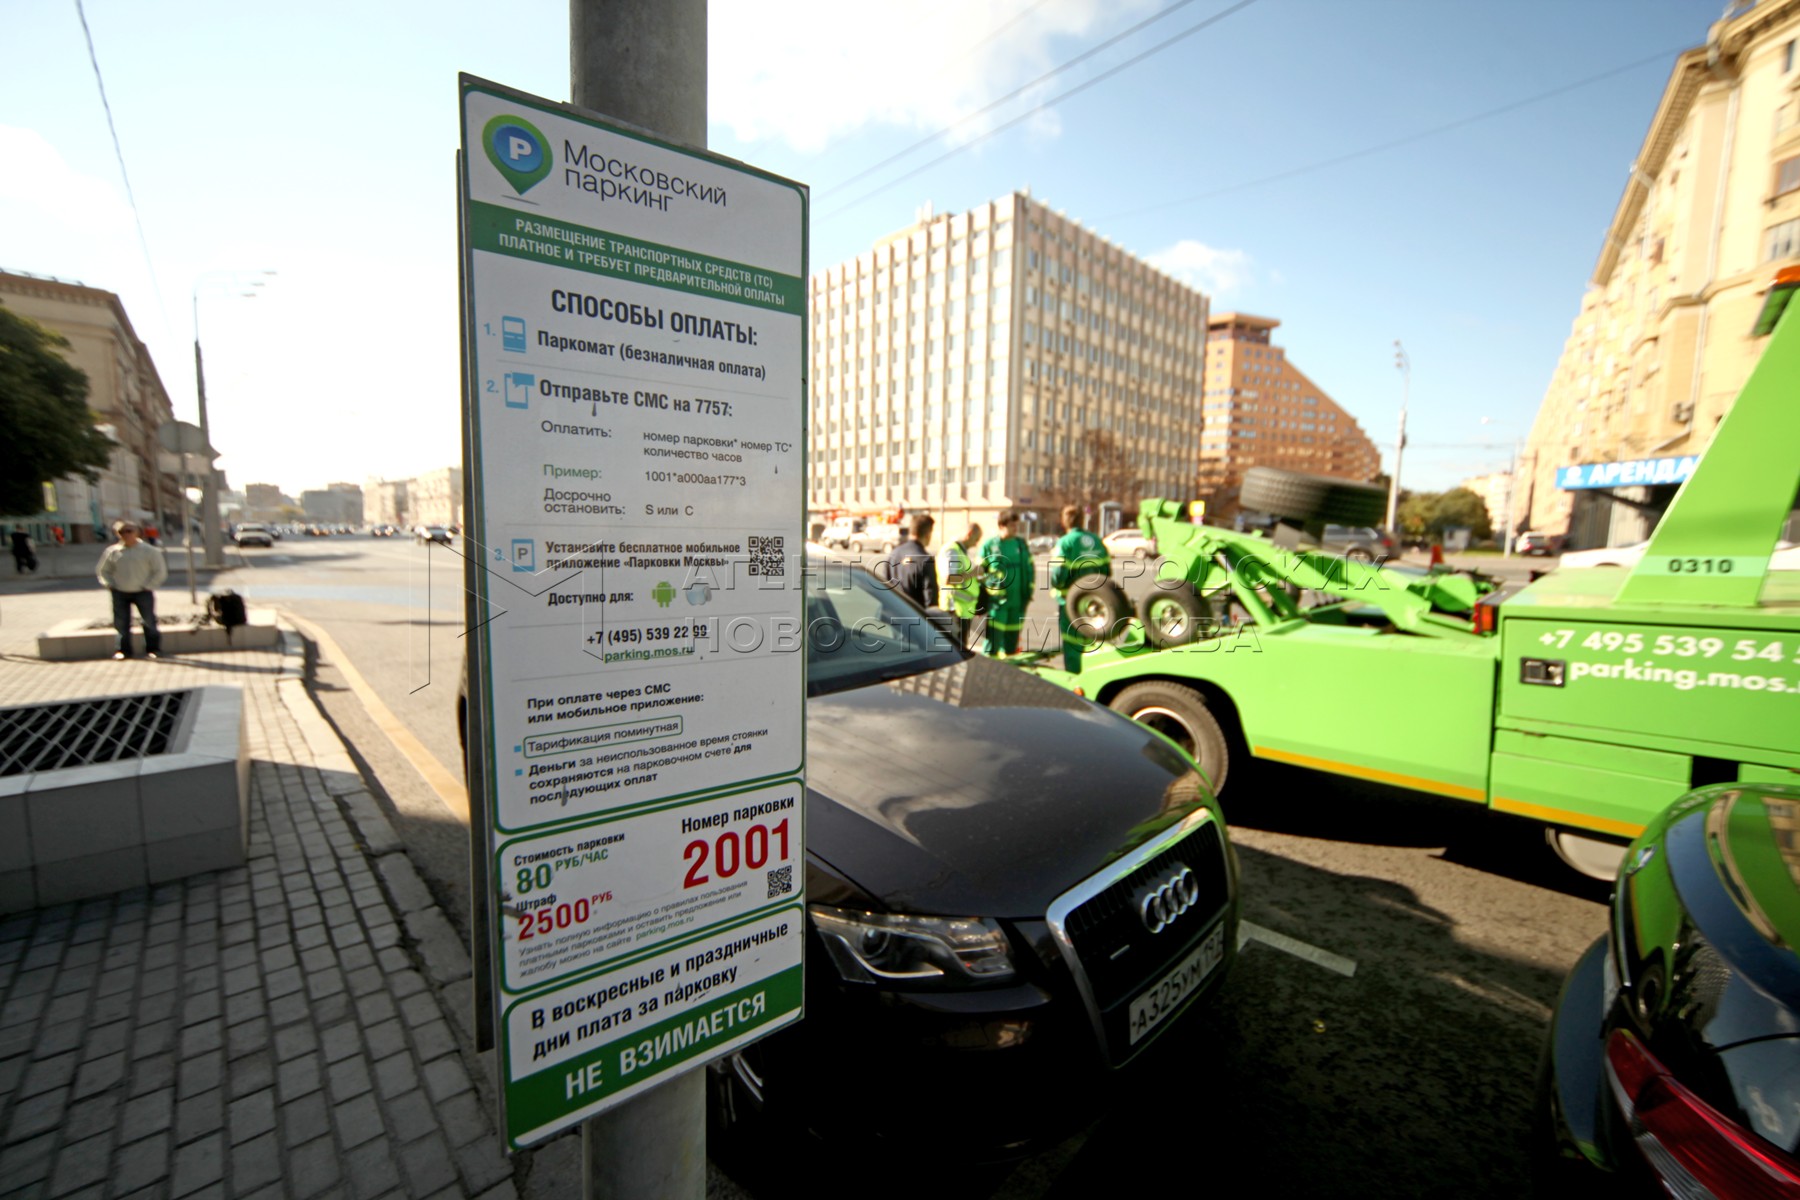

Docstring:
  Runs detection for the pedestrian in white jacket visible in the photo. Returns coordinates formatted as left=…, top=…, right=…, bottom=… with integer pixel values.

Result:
left=97, top=520, right=168, bottom=659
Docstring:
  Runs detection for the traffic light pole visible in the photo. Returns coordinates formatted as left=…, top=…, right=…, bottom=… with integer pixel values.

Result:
left=568, top=2, right=710, bottom=1196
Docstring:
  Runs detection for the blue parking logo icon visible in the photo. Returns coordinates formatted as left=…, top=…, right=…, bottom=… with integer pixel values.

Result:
left=482, top=114, right=552, bottom=194
left=511, top=539, right=536, bottom=573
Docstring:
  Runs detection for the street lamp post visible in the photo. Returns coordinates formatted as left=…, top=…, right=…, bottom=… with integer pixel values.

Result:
left=192, top=271, right=275, bottom=568
left=1385, top=341, right=1409, bottom=535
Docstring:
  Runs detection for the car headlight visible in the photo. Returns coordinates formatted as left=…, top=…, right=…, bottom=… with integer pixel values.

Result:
left=809, top=906, right=1017, bottom=988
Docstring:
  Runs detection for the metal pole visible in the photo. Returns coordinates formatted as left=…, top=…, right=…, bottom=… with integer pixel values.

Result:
left=569, top=2, right=709, bottom=1196
left=193, top=296, right=224, bottom=570
left=181, top=474, right=196, bottom=606
left=1501, top=437, right=1521, bottom=559
left=1384, top=342, right=1408, bottom=535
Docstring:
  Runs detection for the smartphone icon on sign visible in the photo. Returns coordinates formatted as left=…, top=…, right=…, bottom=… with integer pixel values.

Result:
left=511, top=539, right=535, bottom=573
left=504, top=372, right=534, bottom=409
left=502, top=316, right=526, bottom=353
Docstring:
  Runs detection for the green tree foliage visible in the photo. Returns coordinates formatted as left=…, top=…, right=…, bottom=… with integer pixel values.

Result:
left=0, top=304, right=113, bottom=516
left=1398, top=487, right=1494, bottom=540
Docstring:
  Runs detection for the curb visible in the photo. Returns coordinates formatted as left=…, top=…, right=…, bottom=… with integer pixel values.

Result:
left=272, top=622, right=480, bottom=1035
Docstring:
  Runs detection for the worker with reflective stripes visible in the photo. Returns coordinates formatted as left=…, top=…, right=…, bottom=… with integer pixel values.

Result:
left=936, top=523, right=982, bottom=646
left=1050, top=505, right=1110, bottom=673
left=979, top=511, right=1033, bottom=656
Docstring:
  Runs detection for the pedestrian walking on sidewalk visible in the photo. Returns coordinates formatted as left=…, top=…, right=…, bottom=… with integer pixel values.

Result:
left=9, top=527, right=36, bottom=573
left=97, top=520, right=167, bottom=659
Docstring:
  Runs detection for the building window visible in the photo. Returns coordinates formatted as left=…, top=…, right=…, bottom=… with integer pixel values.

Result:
left=1768, top=218, right=1800, bottom=261
left=1778, top=156, right=1800, bottom=197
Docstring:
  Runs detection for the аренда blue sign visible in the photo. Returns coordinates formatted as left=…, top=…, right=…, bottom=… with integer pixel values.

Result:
left=1556, top=455, right=1698, bottom=490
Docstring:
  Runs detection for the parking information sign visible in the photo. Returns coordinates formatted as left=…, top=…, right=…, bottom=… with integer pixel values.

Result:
left=457, top=76, right=807, bottom=1149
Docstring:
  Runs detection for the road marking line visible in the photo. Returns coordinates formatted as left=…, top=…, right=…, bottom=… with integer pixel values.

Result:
left=281, top=610, right=470, bottom=825
left=1238, top=921, right=1358, bottom=977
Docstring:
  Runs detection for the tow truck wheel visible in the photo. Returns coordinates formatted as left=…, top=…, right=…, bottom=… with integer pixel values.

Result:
left=1066, top=576, right=1131, bottom=643
left=1141, top=584, right=1210, bottom=648
left=1545, top=828, right=1627, bottom=882
left=1110, top=682, right=1230, bottom=794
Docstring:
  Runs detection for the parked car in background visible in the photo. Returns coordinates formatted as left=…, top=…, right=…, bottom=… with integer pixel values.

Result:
left=1560, top=538, right=1800, bottom=571
left=846, top=522, right=903, bottom=555
left=1515, top=530, right=1557, bottom=556
left=416, top=526, right=453, bottom=545
left=1102, top=526, right=1156, bottom=560
left=1317, top=525, right=1395, bottom=561
left=232, top=523, right=274, bottom=548
left=1028, top=534, right=1057, bottom=555
left=1536, top=782, right=1800, bottom=1195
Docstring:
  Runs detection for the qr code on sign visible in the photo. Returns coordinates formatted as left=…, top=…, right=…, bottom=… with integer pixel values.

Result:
left=766, top=865, right=793, bottom=898
left=748, top=535, right=785, bottom=576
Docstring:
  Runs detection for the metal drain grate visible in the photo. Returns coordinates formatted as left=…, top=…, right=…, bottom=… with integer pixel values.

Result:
left=0, top=691, right=190, bottom=776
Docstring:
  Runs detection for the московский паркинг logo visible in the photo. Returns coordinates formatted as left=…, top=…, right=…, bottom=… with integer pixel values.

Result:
left=484, top=114, right=552, bottom=194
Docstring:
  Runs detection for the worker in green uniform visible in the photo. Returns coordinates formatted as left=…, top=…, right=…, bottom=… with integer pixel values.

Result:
left=1049, top=505, right=1110, bottom=673
left=978, top=511, right=1034, bottom=657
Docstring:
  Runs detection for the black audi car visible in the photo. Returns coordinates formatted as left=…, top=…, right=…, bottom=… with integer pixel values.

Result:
left=457, top=561, right=1240, bottom=1156
left=708, top=561, right=1240, bottom=1154
left=1537, top=782, right=1800, bottom=1196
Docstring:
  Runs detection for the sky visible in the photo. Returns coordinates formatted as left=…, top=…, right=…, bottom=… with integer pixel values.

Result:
left=1, top=0, right=1728, bottom=497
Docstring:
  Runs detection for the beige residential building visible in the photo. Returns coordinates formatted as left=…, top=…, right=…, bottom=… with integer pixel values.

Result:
left=1524, top=0, right=1800, bottom=545
left=1198, top=312, right=1379, bottom=505
left=1460, top=470, right=1518, bottom=534
left=0, top=270, right=175, bottom=542
left=364, top=477, right=411, bottom=528
left=410, top=467, right=464, bottom=529
left=809, top=191, right=1207, bottom=535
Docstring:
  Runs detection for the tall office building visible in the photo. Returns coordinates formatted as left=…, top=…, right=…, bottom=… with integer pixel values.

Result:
left=808, top=191, right=1208, bottom=535
left=1196, top=312, right=1379, bottom=506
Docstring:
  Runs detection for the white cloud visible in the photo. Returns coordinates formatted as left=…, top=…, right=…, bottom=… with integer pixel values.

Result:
left=1147, top=239, right=1253, bottom=298
left=711, top=0, right=1152, bottom=155
left=0, top=126, right=134, bottom=233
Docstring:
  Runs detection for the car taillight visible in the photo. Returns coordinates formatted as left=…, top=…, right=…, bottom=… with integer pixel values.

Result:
left=1606, top=1029, right=1800, bottom=1198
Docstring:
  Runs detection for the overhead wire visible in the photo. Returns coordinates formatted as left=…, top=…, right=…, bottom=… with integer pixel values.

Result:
left=1102, top=43, right=1691, bottom=221
left=73, top=0, right=172, bottom=337
left=824, top=0, right=1207, bottom=196
left=819, top=0, right=1261, bottom=221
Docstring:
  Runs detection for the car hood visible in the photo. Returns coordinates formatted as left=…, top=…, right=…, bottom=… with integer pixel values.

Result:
left=804, top=654, right=1211, bottom=918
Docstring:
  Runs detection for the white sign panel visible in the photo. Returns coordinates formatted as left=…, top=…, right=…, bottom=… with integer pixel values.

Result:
left=458, top=76, right=806, bottom=1149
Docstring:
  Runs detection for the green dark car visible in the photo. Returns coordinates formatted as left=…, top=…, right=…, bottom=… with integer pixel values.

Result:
left=1535, top=781, right=1800, bottom=1194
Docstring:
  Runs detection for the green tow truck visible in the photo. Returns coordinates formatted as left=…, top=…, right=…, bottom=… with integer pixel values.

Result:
left=1028, top=269, right=1800, bottom=878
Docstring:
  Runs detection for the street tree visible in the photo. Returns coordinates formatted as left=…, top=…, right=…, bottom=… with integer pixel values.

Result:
left=1045, top=428, right=1139, bottom=527
left=0, top=304, right=112, bottom=516
left=1430, top=487, right=1494, bottom=539
left=1398, top=487, right=1494, bottom=541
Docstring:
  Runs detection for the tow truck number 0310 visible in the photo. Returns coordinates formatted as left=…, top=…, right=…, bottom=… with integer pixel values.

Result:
left=683, top=819, right=790, bottom=888
left=1539, top=629, right=1794, bottom=663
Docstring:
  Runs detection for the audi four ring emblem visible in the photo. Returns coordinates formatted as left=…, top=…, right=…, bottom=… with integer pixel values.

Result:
left=1138, top=866, right=1201, bottom=933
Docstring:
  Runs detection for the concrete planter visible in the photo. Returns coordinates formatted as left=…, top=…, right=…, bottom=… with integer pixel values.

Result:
left=0, top=686, right=248, bottom=912
left=35, top=608, right=280, bottom=661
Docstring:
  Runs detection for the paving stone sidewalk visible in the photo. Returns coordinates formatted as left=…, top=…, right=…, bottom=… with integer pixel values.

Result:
left=0, top=596, right=518, bottom=1199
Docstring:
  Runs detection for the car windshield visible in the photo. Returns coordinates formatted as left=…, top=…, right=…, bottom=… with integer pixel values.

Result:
left=805, top=562, right=967, bottom=697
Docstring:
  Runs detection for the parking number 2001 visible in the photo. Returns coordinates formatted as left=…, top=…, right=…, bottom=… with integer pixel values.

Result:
left=684, top=819, right=790, bottom=888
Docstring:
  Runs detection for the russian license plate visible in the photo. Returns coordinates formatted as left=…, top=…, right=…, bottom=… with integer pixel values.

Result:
left=1128, top=923, right=1225, bottom=1045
